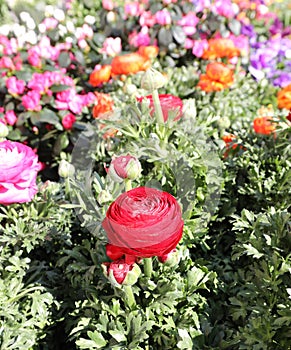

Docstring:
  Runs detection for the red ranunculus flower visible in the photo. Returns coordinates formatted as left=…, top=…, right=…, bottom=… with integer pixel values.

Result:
left=102, top=187, right=184, bottom=262
left=137, top=94, right=183, bottom=122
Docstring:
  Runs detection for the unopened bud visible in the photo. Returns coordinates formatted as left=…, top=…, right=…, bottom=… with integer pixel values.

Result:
left=97, top=189, right=112, bottom=205
left=141, top=68, right=167, bottom=92
left=108, top=155, right=141, bottom=183
left=58, top=159, right=75, bottom=178
left=158, top=249, right=180, bottom=267
left=102, top=259, right=141, bottom=287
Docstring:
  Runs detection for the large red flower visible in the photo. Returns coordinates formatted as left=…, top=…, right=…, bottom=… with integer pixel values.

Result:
left=137, top=94, right=183, bottom=121
left=102, top=187, right=184, bottom=262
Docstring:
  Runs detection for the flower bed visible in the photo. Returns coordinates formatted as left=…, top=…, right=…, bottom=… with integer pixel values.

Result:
left=0, top=0, right=291, bottom=349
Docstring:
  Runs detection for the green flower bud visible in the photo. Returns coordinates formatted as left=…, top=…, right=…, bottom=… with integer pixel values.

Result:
left=141, top=68, right=168, bottom=92
left=58, top=159, right=75, bottom=178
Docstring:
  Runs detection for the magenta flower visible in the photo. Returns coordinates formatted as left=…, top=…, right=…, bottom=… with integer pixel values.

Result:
left=27, top=49, right=42, bottom=68
left=55, top=89, right=83, bottom=114
left=62, top=113, right=76, bottom=130
left=6, top=76, right=25, bottom=96
left=129, top=27, right=151, bottom=47
left=0, top=57, right=15, bottom=71
left=22, top=90, right=42, bottom=111
left=4, top=110, right=17, bottom=126
left=0, top=140, right=40, bottom=205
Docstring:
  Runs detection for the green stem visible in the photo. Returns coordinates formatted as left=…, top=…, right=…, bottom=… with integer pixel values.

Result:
left=152, top=89, right=164, bottom=125
left=144, top=257, right=153, bottom=278
left=123, top=285, right=136, bottom=309
left=125, top=179, right=132, bottom=191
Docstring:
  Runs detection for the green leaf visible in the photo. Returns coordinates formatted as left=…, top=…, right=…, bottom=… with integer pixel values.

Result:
left=58, top=52, right=71, bottom=68
left=109, top=330, right=127, bottom=342
left=172, top=25, right=186, bottom=45
left=242, top=243, right=264, bottom=259
left=177, top=329, right=193, bottom=349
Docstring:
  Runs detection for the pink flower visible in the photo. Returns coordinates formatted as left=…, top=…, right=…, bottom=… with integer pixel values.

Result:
left=55, top=89, right=83, bottom=114
left=100, top=37, right=122, bottom=57
left=139, top=11, right=156, bottom=27
left=6, top=76, right=25, bottom=96
left=178, top=12, right=199, bottom=36
left=155, top=9, right=171, bottom=26
left=129, top=27, right=151, bottom=47
left=102, top=0, right=115, bottom=10
left=213, top=0, right=236, bottom=18
left=124, top=2, right=143, bottom=17
left=192, top=39, right=208, bottom=57
left=27, top=49, right=42, bottom=68
left=0, top=140, right=40, bottom=205
left=4, top=110, right=17, bottom=125
left=22, top=90, right=42, bottom=111
left=40, top=17, right=59, bottom=32
left=27, top=72, right=52, bottom=94
left=62, top=113, right=76, bottom=130
left=0, top=57, right=15, bottom=71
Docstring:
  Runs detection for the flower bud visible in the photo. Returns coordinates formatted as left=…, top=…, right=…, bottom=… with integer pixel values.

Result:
left=102, top=259, right=141, bottom=287
left=158, top=249, right=180, bottom=267
left=58, top=159, right=75, bottom=178
left=141, top=68, right=168, bottom=92
left=108, top=155, right=141, bottom=183
left=0, top=122, right=9, bottom=138
left=97, top=189, right=112, bottom=205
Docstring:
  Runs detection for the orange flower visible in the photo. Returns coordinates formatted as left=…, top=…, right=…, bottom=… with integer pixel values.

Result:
left=111, top=53, right=151, bottom=76
left=197, top=62, right=234, bottom=92
left=137, top=45, right=159, bottom=59
left=92, top=92, right=116, bottom=138
left=89, top=65, right=112, bottom=87
left=277, top=83, right=291, bottom=111
left=93, top=92, right=114, bottom=118
left=222, top=133, right=239, bottom=158
left=202, top=38, right=241, bottom=60
left=253, top=116, right=275, bottom=135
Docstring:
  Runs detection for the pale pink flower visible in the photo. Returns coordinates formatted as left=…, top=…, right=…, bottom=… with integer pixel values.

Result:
left=100, top=37, right=122, bottom=57
left=155, top=9, right=171, bottom=26
left=4, top=110, right=17, bottom=125
left=185, top=38, right=194, bottom=49
left=6, top=76, right=26, bottom=95
left=0, top=140, right=40, bottom=205
left=22, top=90, right=42, bottom=111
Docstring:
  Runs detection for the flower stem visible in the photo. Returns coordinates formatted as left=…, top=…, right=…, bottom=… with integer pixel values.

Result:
left=125, top=179, right=132, bottom=191
left=152, top=89, right=164, bottom=125
left=123, top=285, right=136, bottom=309
left=144, top=257, right=153, bottom=278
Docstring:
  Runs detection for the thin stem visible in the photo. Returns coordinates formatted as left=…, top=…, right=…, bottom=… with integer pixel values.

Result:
left=152, top=89, right=164, bottom=125
left=144, top=257, right=153, bottom=278
left=123, top=285, right=136, bottom=309
left=125, top=179, right=132, bottom=191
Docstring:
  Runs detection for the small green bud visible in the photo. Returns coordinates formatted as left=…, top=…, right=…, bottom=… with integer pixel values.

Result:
left=141, top=68, right=168, bottom=92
